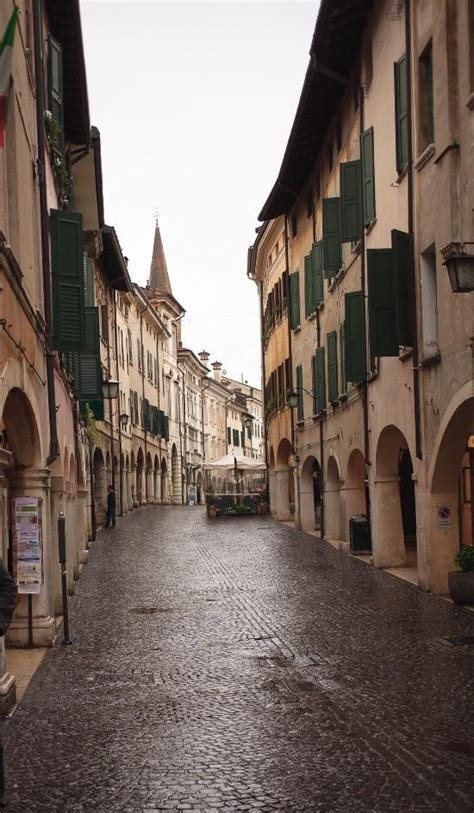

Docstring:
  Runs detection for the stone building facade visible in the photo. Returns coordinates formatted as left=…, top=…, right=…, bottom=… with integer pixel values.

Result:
left=249, top=0, right=473, bottom=595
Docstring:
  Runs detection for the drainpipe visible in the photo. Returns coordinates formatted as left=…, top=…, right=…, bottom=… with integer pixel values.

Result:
left=113, top=293, right=123, bottom=515
left=311, top=200, right=325, bottom=538
left=284, top=215, right=301, bottom=527
left=359, top=87, right=373, bottom=525
left=33, top=0, right=59, bottom=465
left=405, top=0, right=423, bottom=460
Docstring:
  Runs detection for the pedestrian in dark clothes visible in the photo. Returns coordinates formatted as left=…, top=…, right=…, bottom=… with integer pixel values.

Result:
left=0, top=560, right=18, bottom=808
left=106, top=484, right=116, bottom=528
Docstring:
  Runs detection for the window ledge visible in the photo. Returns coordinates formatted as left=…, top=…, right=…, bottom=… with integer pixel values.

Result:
left=339, top=393, right=348, bottom=403
left=367, top=370, right=378, bottom=383
left=414, top=143, right=435, bottom=171
left=420, top=351, right=441, bottom=368
left=307, top=311, right=318, bottom=322
left=292, top=326, right=301, bottom=334
left=466, top=92, right=474, bottom=111
left=365, top=217, right=377, bottom=235
left=296, top=419, right=305, bottom=428
left=398, top=347, right=413, bottom=362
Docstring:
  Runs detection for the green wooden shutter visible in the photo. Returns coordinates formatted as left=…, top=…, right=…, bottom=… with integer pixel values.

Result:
left=360, top=128, right=375, bottom=225
left=227, top=426, right=231, bottom=445
left=315, top=347, right=326, bottom=413
left=312, top=241, right=324, bottom=307
left=296, top=365, right=304, bottom=421
left=340, top=160, right=362, bottom=242
left=50, top=209, right=85, bottom=352
left=322, top=198, right=342, bottom=277
left=367, top=249, right=399, bottom=356
left=304, top=254, right=313, bottom=318
left=311, top=355, right=317, bottom=415
left=345, top=291, right=367, bottom=382
left=392, top=229, right=413, bottom=346
left=327, top=331, right=338, bottom=403
left=48, top=35, right=64, bottom=151
left=395, top=55, right=408, bottom=173
left=83, top=255, right=95, bottom=307
left=289, top=272, right=300, bottom=328
left=340, top=322, right=346, bottom=394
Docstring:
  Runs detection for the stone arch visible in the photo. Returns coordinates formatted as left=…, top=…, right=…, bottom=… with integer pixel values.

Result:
left=93, top=447, right=106, bottom=527
left=425, top=392, right=474, bottom=593
left=374, top=425, right=417, bottom=571
left=125, top=453, right=131, bottom=511
left=300, top=455, right=322, bottom=532
left=136, top=447, right=144, bottom=505
left=171, top=444, right=181, bottom=505
left=326, top=455, right=341, bottom=541
left=274, top=438, right=294, bottom=521
left=268, top=446, right=276, bottom=515
left=130, top=450, right=136, bottom=506
left=2, top=388, right=42, bottom=468
left=160, top=456, right=168, bottom=503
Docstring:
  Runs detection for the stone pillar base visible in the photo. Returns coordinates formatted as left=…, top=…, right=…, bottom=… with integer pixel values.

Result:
left=0, top=671, right=16, bottom=716
left=79, top=549, right=89, bottom=565
left=7, top=615, right=56, bottom=648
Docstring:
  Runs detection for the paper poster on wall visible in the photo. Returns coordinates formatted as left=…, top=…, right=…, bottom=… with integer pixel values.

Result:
left=13, top=497, right=43, bottom=594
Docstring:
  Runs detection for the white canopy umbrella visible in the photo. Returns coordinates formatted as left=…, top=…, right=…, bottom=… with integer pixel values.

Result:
left=204, top=453, right=266, bottom=472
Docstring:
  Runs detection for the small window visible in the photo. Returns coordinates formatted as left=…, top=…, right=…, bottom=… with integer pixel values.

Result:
left=291, top=211, right=298, bottom=238
left=418, top=40, right=434, bottom=151
left=327, top=142, right=333, bottom=173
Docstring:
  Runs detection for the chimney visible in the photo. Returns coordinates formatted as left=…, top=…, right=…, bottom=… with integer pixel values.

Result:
left=199, top=350, right=210, bottom=363
left=212, top=361, right=222, bottom=382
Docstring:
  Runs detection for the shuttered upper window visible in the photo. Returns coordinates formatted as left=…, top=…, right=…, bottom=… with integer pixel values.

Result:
left=322, top=198, right=342, bottom=277
left=360, top=128, right=375, bottom=225
left=48, top=36, right=64, bottom=153
left=289, top=272, right=300, bottom=329
left=395, top=54, right=408, bottom=172
left=295, top=364, right=304, bottom=422
left=50, top=209, right=85, bottom=353
left=314, top=347, right=326, bottom=414
left=327, top=332, right=338, bottom=404
left=340, top=161, right=362, bottom=243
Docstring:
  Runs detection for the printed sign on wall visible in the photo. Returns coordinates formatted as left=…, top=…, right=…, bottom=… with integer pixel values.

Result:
left=13, top=497, right=43, bottom=594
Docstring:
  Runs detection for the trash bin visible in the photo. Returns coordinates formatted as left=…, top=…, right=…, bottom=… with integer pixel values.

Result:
left=349, top=514, right=371, bottom=554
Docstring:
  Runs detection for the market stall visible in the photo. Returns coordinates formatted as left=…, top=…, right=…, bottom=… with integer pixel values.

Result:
left=203, top=454, right=268, bottom=517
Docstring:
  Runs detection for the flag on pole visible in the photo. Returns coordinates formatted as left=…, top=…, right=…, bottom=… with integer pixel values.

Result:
left=0, top=7, right=19, bottom=148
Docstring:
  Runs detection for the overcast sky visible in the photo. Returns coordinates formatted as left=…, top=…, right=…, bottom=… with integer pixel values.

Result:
left=80, top=1, right=318, bottom=386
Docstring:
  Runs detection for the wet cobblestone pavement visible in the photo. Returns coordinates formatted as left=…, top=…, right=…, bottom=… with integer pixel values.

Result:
left=4, top=506, right=474, bottom=811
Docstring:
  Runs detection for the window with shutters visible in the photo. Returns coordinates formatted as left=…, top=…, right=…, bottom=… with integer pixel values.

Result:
left=284, top=357, right=290, bottom=401
left=312, top=241, right=324, bottom=307
left=420, top=244, right=438, bottom=358
left=395, top=54, right=408, bottom=172
left=311, top=355, right=317, bottom=415
left=100, top=304, right=109, bottom=343
left=418, top=40, right=434, bottom=152
left=227, top=427, right=231, bottom=445
left=240, top=430, right=245, bottom=448
left=128, top=329, right=133, bottom=364
left=322, top=198, right=342, bottom=277
left=304, top=253, right=314, bottom=318
left=295, top=365, right=304, bottom=422
left=282, top=271, right=289, bottom=310
left=345, top=291, right=367, bottom=382
left=50, top=210, right=85, bottom=353
left=360, top=128, right=375, bottom=225
left=277, top=364, right=284, bottom=407
left=340, top=161, right=362, bottom=243
left=47, top=36, right=64, bottom=154
left=327, top=332, right=338, bottom=404
left=315, top=347, right=326, bottom=414
left=137, top=339, right=141, bottom=371
left=289, top=272, right=300, bottom=329
left=340, top=323, right=347, bottom=395
left=233, top=428, right=240, bottom=447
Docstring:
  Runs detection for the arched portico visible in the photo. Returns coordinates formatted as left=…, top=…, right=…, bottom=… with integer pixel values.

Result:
left=275, top=438, right=293, bottom=521
left=154, top=455, right=161, bottom=503
left=373, top=425, right=417, bottom=571
left=343, top=449, right=368, bottom=543
left=268, top=446, right=276, bottom=515
left=146, top=452, right=153, bottom=503
left=300, top=455, right=322, bottom=532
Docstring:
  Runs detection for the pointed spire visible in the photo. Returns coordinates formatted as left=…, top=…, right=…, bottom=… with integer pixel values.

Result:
left=148, top=216, right=172, bottom=294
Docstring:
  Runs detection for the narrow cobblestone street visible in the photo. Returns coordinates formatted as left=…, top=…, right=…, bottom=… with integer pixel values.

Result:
left=5, top=507, right=474, bottom=812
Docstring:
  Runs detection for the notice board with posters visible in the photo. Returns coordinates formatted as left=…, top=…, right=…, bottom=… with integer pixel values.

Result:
left=13, top=497, right=43, bottom=594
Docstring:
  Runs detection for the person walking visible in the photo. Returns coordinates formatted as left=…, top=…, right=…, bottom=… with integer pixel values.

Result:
left=106, top=484, right=116, bottom=529
left=0, top=560, right=18, bottom=808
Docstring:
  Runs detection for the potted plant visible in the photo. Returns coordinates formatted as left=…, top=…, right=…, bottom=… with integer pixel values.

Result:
left=448, top=546, right=474, bottom=604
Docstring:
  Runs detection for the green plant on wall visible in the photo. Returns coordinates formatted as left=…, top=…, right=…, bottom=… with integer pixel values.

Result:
left=454, top=546, right=474, bottom=573
left=44, top=111, right=72, bottom=209
left=83, top=403, right=99, bottom=448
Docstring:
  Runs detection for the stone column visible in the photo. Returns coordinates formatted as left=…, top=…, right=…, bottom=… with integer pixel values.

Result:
left=268, top=472, right=276, bottom=516
left=7, top=466, right=56, bottom=647
left=146, top=466, right=153, bottom=503
left=154, top=468, right=161, bottom=504
left=372, top=475, right=406, bottom=568
left=76, top=487, right=89, bottom=567
left=0, top=450, right=16, bottom=713
left=325, top=482, right=341, bottom=541
left=275, top=470, right=290, bottom=521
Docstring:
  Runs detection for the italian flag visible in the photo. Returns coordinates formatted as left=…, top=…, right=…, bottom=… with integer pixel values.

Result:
left=0, top=7, right=19, bottom=148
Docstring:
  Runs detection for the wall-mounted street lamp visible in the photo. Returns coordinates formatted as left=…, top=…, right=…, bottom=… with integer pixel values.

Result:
left=244, top=416, right=253, bottom=430
left=119, top=412, right=129, bottom=430
left=101, top=378, right=119, bottom=400
left=441, top=242, right=474, bottom=293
